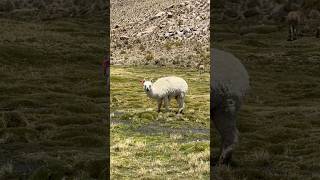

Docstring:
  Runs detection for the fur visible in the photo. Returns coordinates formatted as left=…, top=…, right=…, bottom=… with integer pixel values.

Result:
left=142, top=76, right=188, bottom=113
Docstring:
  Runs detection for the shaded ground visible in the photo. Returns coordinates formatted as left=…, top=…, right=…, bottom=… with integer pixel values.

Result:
left=0, top=17, right=107, bottom=179
left=111, top=66, right=210, bottom=179
left=212, top=23, right=320, bottom=179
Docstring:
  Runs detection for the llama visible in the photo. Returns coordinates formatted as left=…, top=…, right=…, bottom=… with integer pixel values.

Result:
left=141, top=76, right=188, bottom=114
left=197, top=63, right=205, bottom=75
left=287, top=10, right=306, bottom=41
left=211, top=48, right=250, bottom=165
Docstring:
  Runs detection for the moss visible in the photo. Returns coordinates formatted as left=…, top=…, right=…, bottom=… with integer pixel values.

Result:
left=29, top=160, right=72, bottom=180
left=0, top=17, right=106, bottom=178
left=2, top=111, right=28, bottom=128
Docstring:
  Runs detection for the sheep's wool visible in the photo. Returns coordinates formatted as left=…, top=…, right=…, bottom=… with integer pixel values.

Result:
left=147, top=76, right=188, bottom=99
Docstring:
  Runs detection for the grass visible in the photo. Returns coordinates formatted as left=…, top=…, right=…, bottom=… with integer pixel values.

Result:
left=212, top=22, right=320, bottom=179
left=111, top=66, right=210, bottom=178
left=0, top=17, right=107, bottom=179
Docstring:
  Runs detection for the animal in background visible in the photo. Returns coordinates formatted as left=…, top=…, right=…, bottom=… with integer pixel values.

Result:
left=287, top=10, right=306, bottom=41
left=197, top=62, right=205, bottom=75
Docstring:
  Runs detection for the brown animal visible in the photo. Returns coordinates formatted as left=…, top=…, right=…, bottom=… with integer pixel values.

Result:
left=287, top=10, right=306, bottom=41
left=198, top=64, right=205, bottom=75
left=197, top=60, right=205, bottom=75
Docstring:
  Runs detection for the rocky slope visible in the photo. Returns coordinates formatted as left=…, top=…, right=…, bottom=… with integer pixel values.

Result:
left=111, top=0, right=210, bottom=68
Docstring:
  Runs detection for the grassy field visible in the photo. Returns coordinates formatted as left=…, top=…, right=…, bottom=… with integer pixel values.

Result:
left=212, top=24, right=320, bottom=179
left=110, top=66, right=210, bottom=179
left=0, top=17, right=107, bottom=179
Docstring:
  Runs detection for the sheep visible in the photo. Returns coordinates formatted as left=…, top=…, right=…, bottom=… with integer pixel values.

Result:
left=211, top=48, right=250, bottom=165
left=141, top=76, right=188, bottom=114
left=287, top=10, right=306, bottom=41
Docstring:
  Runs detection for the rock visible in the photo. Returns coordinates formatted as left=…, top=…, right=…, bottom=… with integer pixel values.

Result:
left=150, top=11, right=165, bottom=20
left=155, top=11, right=165, bottom=17
left=164, top=32, right=174, bottom=38
left=183, top=27, right=191, bottom=33
left=120, top=36, right=129, bottom=40
left=144, top=25, right=157, bottom=34
left=176, top=30, right=184, bottom=37
left=167, top=12, right=173, bottom=18
left=138, top=26, right=158, bottom=36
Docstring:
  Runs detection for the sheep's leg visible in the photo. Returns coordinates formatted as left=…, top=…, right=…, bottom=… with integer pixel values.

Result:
left=293, top=25, right=297, bottom=40
left=288, top=25, right=294, bottom=41
left=157, top=98, right=163, bottom=113
left=177, top=93, right=185, bottom=114
left=213, top=98, right=239, bottom=165
left=163, top=96, right=170, bottom=112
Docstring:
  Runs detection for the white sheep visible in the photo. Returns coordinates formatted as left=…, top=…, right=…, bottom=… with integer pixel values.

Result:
left=211, top=48, right=250, bottom=165
left=141, top=76, right=188, bottom=114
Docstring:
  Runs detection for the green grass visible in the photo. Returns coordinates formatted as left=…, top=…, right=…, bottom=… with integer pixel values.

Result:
left=212, top=23, right=320, bottom=180
left=111, top=66, right=210, bottom=178
left=0, top=17, right=107, bottom=179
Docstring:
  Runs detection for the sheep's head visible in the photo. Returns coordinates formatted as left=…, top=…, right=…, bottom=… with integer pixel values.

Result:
left=140, top=79, right=153, bottom=92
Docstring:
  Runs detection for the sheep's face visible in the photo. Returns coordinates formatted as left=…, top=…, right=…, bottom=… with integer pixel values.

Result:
left=143, top=81, right=152, bottom=92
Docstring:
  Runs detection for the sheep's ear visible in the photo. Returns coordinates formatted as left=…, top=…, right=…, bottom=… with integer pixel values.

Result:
left=140, top=79, right=145, bottom=84
left=150, top=79, right=154, bottom=83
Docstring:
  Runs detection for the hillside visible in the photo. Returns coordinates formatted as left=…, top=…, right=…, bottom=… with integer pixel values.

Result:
left=111, top=0, right=210, bottom=68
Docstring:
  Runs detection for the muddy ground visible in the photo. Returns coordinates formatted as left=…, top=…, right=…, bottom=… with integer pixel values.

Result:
left=212, top=23, right=320, bottom=179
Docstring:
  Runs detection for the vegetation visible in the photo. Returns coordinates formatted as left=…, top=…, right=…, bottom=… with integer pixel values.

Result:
left=0, top=17, right=107, bottom=179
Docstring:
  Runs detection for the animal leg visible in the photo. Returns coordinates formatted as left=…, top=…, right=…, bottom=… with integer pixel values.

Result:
left=157, top=98, right=163, bottom=112
left=288, top=25, right=293, bottom=41
left=213, top=98, right=239, bottom=165
left=163, top=96, right=170, bottom=112
left=177, top=93, right=185, bottom=114
left=293, top=25, right=297, bottom=40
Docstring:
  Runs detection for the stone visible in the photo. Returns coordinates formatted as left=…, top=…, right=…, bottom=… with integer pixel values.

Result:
left=120, top=35, right=129, bottom=40
left=176, top=30, right=184, bottom=37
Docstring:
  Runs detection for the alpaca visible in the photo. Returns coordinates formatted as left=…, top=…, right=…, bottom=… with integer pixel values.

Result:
left=287, top=10, right=306, bottom=41
left=211, top=48, right=250, bottom=165
left=141, top=76, right=188, bottom=114
left=197, top=63, right=205, bottom=75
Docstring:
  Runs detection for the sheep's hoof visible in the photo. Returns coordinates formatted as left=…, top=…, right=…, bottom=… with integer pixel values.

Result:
left=219, top=153, right=234, bottom=166
left=176, top=109, right=184, bottom=114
